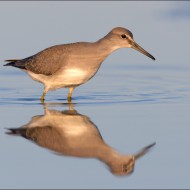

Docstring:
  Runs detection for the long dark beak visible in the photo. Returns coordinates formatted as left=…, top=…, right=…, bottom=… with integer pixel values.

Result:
left=131, top=41, right=155, bottom=61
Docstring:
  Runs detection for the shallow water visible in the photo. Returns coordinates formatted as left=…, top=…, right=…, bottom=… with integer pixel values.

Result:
left=1, top=63, right=190, bottom=188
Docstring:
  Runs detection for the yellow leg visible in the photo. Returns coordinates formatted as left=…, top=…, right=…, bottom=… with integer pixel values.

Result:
left=67, top=87, right=74, bottom=102
left=40, top=90, right=47, bottom=103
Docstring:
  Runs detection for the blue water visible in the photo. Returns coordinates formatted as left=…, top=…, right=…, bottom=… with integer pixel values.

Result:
left=1, top=63, right=190, bottom=188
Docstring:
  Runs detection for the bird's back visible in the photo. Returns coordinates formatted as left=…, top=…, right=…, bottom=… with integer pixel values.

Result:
left=4, top=44, right=70, bottom=75
left=4, top=42, right=107, bottom=76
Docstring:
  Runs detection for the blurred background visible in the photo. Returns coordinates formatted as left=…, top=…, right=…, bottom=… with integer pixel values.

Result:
left=0, top=1, right=189, bottom=68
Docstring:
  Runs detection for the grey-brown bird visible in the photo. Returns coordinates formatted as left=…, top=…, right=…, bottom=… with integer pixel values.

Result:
left=4, top=27, right=155, bottom=102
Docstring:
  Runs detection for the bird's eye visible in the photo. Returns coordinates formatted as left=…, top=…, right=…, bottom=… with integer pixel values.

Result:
left=121, top=34, right=127, bottom=39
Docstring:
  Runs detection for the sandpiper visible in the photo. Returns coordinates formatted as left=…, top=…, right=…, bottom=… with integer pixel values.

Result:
left=4, top=27, right=155, bottom=102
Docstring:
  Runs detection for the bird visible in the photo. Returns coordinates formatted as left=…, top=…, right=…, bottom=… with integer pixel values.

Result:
left=6, top=103, right=156, bottom=176
left=4, top=27, right=155, bottom=102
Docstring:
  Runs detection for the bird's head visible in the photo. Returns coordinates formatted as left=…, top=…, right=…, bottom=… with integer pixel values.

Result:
left=106, top=27, right=155, bottom=60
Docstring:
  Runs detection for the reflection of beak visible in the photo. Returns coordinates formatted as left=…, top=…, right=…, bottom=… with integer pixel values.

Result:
left=131, top=40, right=155, bottom=61
left=134, top=142, right=156, bottom=160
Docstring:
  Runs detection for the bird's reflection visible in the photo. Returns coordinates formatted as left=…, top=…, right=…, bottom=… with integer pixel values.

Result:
left=6, top=103, right=155, bottom=176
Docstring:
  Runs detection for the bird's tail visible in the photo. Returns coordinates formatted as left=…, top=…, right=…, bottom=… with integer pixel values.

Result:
left=6, top=128, right=28, bottom=138
left=3, top=59, right=20, bottom=66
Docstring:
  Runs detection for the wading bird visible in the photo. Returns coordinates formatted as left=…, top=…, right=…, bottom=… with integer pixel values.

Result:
left=4, top=27, right=155, bottom=102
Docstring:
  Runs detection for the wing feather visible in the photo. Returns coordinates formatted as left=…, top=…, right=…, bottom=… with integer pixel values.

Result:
left=5, top=45, right=68, bottom=76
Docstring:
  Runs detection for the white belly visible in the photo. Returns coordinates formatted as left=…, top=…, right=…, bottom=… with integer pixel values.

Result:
left=60, top=68, right=89, bottom=84
left=26, top=67, right=97, bottom=90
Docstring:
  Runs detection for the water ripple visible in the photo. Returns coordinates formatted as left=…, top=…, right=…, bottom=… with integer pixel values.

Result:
left=0, top=65, right=189, bottom=106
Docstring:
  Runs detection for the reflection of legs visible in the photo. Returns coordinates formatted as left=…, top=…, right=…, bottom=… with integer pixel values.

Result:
left=40, top=88, right=48, bottom=103
left=68, top=102, right=74, bottom=111
left=67, top=86, right=74, bottom=102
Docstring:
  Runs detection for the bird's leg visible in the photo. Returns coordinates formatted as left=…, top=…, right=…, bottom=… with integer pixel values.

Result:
left=67, top=87, right=74, bottom=103
left=40, top=92, right=46, bottom=103
left=40, top=88, right=48, bottom=103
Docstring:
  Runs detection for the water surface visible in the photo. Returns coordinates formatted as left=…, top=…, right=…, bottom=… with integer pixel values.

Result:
left=1, top=64, right=190, bottom=188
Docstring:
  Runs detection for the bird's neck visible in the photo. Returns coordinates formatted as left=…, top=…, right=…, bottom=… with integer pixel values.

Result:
left=95, top=144, right=131, bottom=173
left=95, top=37, right=120, bottom=57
